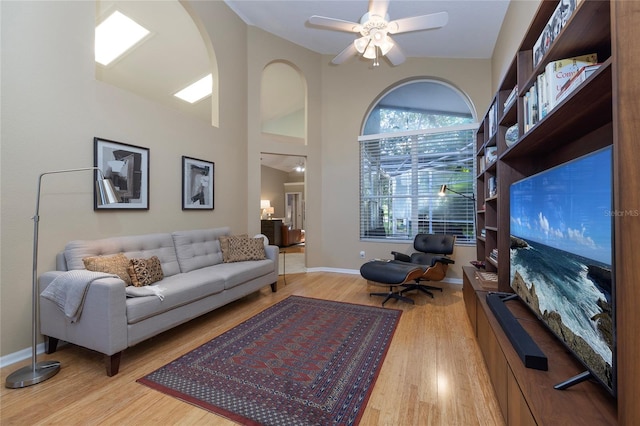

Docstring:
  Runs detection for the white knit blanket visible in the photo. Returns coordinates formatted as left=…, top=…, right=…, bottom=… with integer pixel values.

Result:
left=125, top=285, right=165, bottom=300
left=41, top=270, right=118, bottom=323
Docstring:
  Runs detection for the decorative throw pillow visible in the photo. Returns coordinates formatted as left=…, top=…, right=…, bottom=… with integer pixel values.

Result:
left=219, top=234, right=248, bottom=263
left=83, top=253, right=132, bottom=286
left=223, top=235, right=266, bottom=263
left=128, top=256, right=164, bottom=287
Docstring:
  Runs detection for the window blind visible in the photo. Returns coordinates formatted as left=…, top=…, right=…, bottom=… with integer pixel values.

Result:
left=359, top=126, right=476, bottom=244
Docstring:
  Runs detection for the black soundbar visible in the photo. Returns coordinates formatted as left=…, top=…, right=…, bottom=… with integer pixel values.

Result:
left=486, top=292, right=548, bottom=371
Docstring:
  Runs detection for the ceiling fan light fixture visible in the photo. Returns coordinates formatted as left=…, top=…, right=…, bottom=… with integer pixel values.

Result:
left=370, top=29, right=385, bottom=44
left=363, top=44, right=377, bottom=59
left=354, top=36, right=369, bottom=54
left=379, top=36, right=394, bottom=55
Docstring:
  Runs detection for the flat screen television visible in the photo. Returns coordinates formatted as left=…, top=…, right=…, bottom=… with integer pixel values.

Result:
left=509, top=146, right=615, bottom=395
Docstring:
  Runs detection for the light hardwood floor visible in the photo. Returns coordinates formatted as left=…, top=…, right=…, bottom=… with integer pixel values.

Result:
left=1, top=272, right=505, bottom=425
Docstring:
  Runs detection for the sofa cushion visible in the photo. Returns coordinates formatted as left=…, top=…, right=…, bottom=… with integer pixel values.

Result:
left=82, top=253, right=133, bottom=286
left=213, top=260, right=275, bottom=290
left=125, top=270, right=225, bottom=324
left=65, top=233, right=180, bottom=277
left=171, top=227, right=229, bottom=273
left=128, top=256, right=164, bottom=287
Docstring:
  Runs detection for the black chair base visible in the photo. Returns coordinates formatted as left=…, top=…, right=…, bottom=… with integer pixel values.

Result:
left=400, top=283, right=443, bottom=298
left=370, top=286, right=415, bottom=306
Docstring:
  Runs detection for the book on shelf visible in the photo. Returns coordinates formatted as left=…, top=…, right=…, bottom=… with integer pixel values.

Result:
left=490, top=248, right=499, bottom=262
left=533, top=0, right=578, bottom=67
left=523, top=53, right=598, bottom=134
left=524, top=83, right=540, bottom=133
left=544, top=53, right=598, bottom=112
left=537, top=73, right=549, bottom=119
left=503, top=85, right=518, bottom=112
left=555, top=63, right=602, bottom=104
left=485, top=146, right=497, bottom=166
left=475, top=270, right=498, bottom=290
left=488, top=102, right=497, bottom=137
left=488, top=176, right=497, bottom=198
left=477, top=155, right=485, bottom=173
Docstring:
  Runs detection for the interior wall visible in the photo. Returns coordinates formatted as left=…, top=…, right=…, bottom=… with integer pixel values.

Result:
left=319, top=56, right=493, bottom=280
left=491, top=0, right=542, bottom=92
left=246, top=26, right=323, bottom=268
left=260, top=165, right=288, bottom=219
left=0, top=0, right=248, bottom=357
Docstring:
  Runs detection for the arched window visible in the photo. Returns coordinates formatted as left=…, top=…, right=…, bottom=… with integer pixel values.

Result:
left=360, top=80, right=477, bottom=244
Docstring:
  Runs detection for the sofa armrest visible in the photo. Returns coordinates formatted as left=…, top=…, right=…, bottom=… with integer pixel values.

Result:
left=264, top=244, right=278, bottom=261
left=39, top=271, right=128, bottom=356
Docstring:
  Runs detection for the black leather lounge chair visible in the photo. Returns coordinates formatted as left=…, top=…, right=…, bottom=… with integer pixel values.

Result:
left=394, top=234, right=456, bottom=298
left=360, top=234, right=455, bottom=304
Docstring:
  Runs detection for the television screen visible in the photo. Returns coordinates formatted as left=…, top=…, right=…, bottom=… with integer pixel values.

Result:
left=509, top=146, right=615, bottom=394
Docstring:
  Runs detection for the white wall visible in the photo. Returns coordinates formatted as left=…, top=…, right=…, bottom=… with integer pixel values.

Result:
left=0, top=0, right=248, bottom=356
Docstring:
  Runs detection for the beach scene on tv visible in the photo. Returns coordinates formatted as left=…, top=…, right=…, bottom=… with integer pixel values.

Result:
left=509, top=147, right=613, bottom=392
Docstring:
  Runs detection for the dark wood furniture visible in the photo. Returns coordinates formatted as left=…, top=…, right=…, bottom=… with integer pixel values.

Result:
left=472, top=1, right=640, bottom=423
left=463, top=267, right=616, bottom=425
left=260, top=219, right=282, bottom=247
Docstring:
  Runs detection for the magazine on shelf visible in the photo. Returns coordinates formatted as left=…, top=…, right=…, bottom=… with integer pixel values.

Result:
left=533, top=0, right=578, bottom=67
left=555, top=63, right=602, bottom=104
left=544, top=53, right=598, bottom=112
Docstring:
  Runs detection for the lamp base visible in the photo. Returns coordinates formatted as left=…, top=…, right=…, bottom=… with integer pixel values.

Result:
left=5, top=360, right=61, bottom=389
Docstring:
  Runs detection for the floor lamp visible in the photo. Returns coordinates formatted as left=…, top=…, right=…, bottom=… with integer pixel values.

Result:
left=439, top=184, right=477, bottom=242
left=5, top=167, right=118, bottom=389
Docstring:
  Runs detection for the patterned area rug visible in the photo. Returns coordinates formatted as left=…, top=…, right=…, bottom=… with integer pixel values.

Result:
left=138, top=296, right=401, bottom=425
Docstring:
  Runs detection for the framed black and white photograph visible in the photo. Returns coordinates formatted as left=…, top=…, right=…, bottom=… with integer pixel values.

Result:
left=94, top=137, right=149, bottom=210
left=182, top=156, right=214, bottom=210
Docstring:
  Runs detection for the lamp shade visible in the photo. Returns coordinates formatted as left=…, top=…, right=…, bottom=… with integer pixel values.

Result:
left=96, top=178, right=119, bottom=205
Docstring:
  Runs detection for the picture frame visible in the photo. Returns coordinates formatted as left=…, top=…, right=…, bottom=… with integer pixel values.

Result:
left=94, top=137, right=149, bottom=210
left=182, top=156, right=214, bottom=210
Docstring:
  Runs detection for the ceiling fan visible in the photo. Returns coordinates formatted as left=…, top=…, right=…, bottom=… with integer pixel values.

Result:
left=308, top=0, right=448, bottom=67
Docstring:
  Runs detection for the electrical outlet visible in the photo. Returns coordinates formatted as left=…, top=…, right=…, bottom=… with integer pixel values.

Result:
left=359, top=251, right=366, bottom=258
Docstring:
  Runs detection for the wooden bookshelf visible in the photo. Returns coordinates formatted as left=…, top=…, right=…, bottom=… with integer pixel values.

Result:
left=463, top=267, right=616, bottom=425
left=472, top=0, right=640, bottom=423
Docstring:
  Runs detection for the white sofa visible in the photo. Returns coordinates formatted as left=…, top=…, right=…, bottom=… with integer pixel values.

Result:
left=38, top=227, right=278, bottom=376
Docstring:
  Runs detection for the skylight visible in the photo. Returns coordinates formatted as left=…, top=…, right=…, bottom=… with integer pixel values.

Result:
left=174, top=74, right=213, bottom=104
left=95, top=11, right=150, bottom=66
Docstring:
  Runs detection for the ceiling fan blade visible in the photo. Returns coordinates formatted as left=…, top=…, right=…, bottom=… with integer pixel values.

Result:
left=331, top=43, right=358, bottom=64
left=388, top=11, right=449, bottom=34
left=368, top=0, right=390, bottom=18
left=385, top=42, right=406, bottom=66
left=309, top=15, right=361, bottom=33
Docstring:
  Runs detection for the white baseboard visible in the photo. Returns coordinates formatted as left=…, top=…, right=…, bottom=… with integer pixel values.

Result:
left=0, top=343, right=46, bottom=368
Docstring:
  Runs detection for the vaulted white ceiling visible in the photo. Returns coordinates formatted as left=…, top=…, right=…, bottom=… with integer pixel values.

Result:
left=224, top=0, right=510, bottom=61
left=96, top=1, right=511, bottom=172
